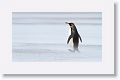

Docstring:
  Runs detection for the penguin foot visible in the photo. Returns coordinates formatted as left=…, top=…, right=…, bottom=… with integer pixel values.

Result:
left=76, top=50, right=80, bottom=53
left=68, top=49, right=75, bottom=52
left=76, top=49, right=80, bottom=52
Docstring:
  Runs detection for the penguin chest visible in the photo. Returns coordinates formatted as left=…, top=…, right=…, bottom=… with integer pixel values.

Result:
left=68, top=28, right=74, bottom=47
left=68, top=37, right=74, bottom=47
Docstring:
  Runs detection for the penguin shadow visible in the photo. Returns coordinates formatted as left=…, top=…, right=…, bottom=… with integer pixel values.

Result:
left=68, top=49, right=80, bottom=53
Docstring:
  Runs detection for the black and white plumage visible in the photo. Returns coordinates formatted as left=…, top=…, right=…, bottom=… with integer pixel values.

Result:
left=66, top=22, right=82, bottom=52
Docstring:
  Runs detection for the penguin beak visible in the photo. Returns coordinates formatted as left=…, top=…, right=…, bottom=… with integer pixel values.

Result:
left=65, top=22, right=69, bottom=24
left=65, top=22, right=72, bottom=28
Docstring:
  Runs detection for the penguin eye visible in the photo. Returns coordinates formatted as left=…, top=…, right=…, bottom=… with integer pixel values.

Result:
left=69, top=23, right=72, bottom=26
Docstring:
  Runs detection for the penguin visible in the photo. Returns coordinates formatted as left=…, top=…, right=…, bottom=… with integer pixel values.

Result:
left=65, top=22, right=82, bottom=52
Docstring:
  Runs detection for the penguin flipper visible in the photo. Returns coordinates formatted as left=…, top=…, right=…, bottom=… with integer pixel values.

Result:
left=78, top=34, right=82, bottom=42
left=67, top=35, right=73, bottom=44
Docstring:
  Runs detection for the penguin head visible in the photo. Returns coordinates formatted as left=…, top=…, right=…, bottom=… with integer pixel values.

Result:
left=65, top=22, right=76, bottom=29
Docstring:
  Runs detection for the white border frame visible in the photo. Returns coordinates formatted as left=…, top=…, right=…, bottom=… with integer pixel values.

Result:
left=0, top=0, right=114, bottom=74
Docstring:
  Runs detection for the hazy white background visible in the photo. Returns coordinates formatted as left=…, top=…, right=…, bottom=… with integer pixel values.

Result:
left=12, top=12, right=102, bottom=62
left=12, top=12, right=102, bottom=45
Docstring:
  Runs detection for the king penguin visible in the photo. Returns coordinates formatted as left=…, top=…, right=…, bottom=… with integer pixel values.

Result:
left=65, top=22, right=82, bottom=52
